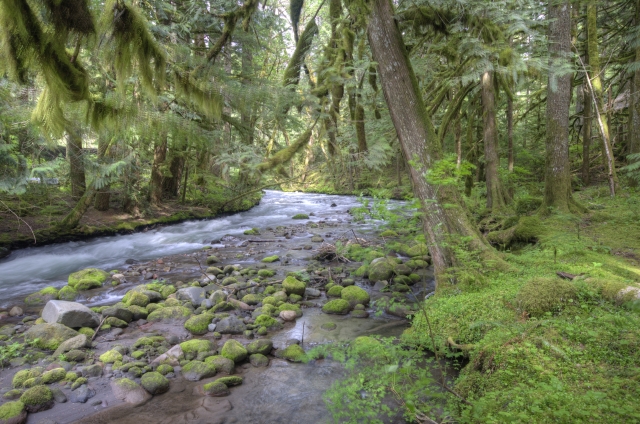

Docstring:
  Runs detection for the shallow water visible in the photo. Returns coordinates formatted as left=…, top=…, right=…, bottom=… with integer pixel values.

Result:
left=0, top=191, right=402, bottom=306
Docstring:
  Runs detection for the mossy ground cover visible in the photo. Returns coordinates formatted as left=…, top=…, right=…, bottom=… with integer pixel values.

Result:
left=402, top=187, right=640, bottom=422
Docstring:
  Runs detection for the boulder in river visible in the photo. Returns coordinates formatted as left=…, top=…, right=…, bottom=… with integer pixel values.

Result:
left=20, top=385, right=54, bottom=413
left=23, top=323, right=79, bottom=350
left=282, top=276, right=306, bottom=296
left=341, top=286, right=370, bottom=307
left=220, top=339, right=248, bottom=363
left=367, top=257, right=396, bottom=282
left=322, top=299, right=351, bottom=315
left=110, top=378, right=151, bottom=406
left=102, top=305, right=133, bottom=323
left=140, top=372, right=170, bottom=395
left=216, top=316, right=246, bottom=334
left=24, top=287, right=59, bottom=306
left=204, top=355, right=235, bottom=374
left=42, top=300, right=100, bottom=328
left=182, top=361, right=217, bottom=381
left=246, top=339, right=273, bottom=356
left=53, top=334, right=90, bottom=357
left=0, top=400, right=26, bottom=424
left=67, top=268, right=109, bottom=291
left=176, top=287, right=207, bottom=307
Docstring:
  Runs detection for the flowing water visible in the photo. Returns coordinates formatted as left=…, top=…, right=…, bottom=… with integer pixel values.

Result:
left=0, top=191, right=401, bottom=307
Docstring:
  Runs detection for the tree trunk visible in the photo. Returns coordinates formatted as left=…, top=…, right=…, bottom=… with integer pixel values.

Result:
left=150, top=134, right=167, bottom=205
left=507, top=95, right=514, bottom=172
left=629, top=0, right=640, bottom=162
left=481, top=71, right=507, bottom=210
left=542, top=0, right=577, bottom=212
left=58, top=187, right=96, bottom=231
left=367, top=0, right=496, bottom=283
left=582, top=81, right=592, bottom=185
left=66, top=125, right=85, bottom=199
left=586, top=0, right=618, bottom=195
left=355, top=103, right=367, bottom=152
left=162, top=154, right=184, bottom=198
left=94, top=133, right=111, bottom=211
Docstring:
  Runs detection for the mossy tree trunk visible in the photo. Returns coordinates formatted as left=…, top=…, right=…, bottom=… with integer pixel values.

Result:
left=355, top=102, right=367, bottom=153
left=629, top=0, right=640, bottom=164
left=367, top=0, right=497, bottom=283
left=94, top=138, right=110, bottom=211
left=150, top=133, right=167, bottom=205
left=542, top=0, right=577, bottom=213
left=586, top=0, right=618, bottom=195
left=481, top=71, right=507, bottom=211
left=582, top=80, right=592, bottom=185
left=66, top=124, right=85, bottom=199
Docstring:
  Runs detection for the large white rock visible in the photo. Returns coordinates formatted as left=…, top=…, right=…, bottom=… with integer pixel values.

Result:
left=42, top=300, right=100, bottom=328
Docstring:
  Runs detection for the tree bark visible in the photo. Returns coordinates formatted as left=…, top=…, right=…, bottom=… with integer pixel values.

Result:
left=355, top=103, right=367, bottom=152
left=629, top=0, right=640, bottom=159
left=507, top=94, right=514, bottom=172
left=582, top=81, right=592, bottom=185
left=586, top=0, right=618, bottom=195
left=367, top=0, right=496, bottom=283
left=94, top=133, right=111, bottom=211
left=66, top=125, right=85, bottom=199
left=542, top=0, right=577, bottom=212
left=481, top=71, right=507, bottom=210
left=150, top=134, right=167, bottom=205
left=58, top=187, right=96, bottom=231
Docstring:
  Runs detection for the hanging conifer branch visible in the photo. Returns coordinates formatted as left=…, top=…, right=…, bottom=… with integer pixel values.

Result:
left=255, top=118, right=319, bottom=173
left=174, top=70, right=223, bottom=121
left=205, top=0, right=259, bottom=64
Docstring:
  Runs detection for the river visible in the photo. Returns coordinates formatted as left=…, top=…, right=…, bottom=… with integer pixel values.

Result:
left=0, top=191, right=401, bottom=307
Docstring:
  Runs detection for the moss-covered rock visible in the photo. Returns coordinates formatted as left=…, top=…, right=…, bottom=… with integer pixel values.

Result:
left=202, top=381, right=229, bottom=397
left=292, top=214, right=309, bottom=219
left=261, top=255, right=280, bottom=263
left=140, top=371, right=170, bottom=395
left=127, top=305, right=149, bottom=321
left=254, top=314, right=279, bottom=328
left=515, top=277, right=577, bottom=317
left=243, top=228, right=260, bottom=235
left=104, top=317, right=128, bottom=328
left=12, top=369, right=43, bottom=389
left=246, top=339, right=273, bottom=356
left=379, top=229, right=399, bottom=238
left=56, top=285, right=78, bottom=301
left=99, top=349, right=123, bottom=364
left=0, top=401, right=26, bottom=423
left=68, top=268, right=109, bottom=291
left=275, top=344, right=307, bottom=362
left=341, top=286, right=370, bottom=307
left=147, top=306, right=191, bottom=322
left=249, top=353, right=269, bottom=367
left=160, top=285, right=176, bottom=298
left=41, top=368, right=66, bottom=384
left=3, top=390, right=22, bottom=400
left=122, top=291, right=150, bottom=308
left=367, top=258, right=396, bottom=282
left=262, top=296, right=277, bottom=306
left=213, top=376, right=242, bottom=387
left=24, top=286, right=59, bottom=305
left=206, top=255, right=221, bottom=264
left=272, top=291, right=288, bottom=303
left=406, top=243, right=429, bottom=258
left=327, top=285, right=343, bottom=297
left=180, top=339, right=215, bottom=355
left=184, top=313, right=213, bottom=335
left=220, top=340, right=248, bottom=363
left=20, top=385, right=53, bottom=413
left=282, top=276, right=306, bottom=296
left=258, top=269, right=276, bottom=278
left=23, top=323, right=79, bottom=351
left=133, top=336, right=165, bottom=348
left=204, top=355, right=235, bottom=374
left=221, top=277, right=238, bottom=286
left=276, top=302, right=301, bottom=315
left=182, top=361, right=217, bottom=381
left=241, top=294, right=262, bottom=305
left=156, top=364, right=174, bottom=375
left=322, top=299, right=351, bottom=315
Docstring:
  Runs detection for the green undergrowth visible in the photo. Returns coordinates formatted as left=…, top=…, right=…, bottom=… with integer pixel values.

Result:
left=402, top=187, right=640, bottom=422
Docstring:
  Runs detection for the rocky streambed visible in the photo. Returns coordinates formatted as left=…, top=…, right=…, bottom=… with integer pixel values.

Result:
left=0, top=193, right=435, bottom=424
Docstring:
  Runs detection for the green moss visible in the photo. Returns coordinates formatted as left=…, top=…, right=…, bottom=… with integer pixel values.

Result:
left=276, top=344, right=307, bottom=362
left=322, top=299, right=351, bottom=314
left=0, top=401, right=25, bottom=420
left=58, top=285, right=78, bottom=301
left=221, top=277, right=238, bottom=286
left=105, top=317, right=128, bottom=328
left=244, top=228, right=260, bottom=235
left=341, top=286, right=370, bottom=306
left=184, top=313, right=213, bottom=335
left=13, top=369, right=42, bottom=388
left=180, top=339, right=214, bottom=354
left=65, top=371, right=78, bottom=382
left=68, top=268, right=109, bottom=290
left=380, top=229, right=399, bottom=237
left=20, top=385, right=52, bottom=407
left=140, top=371, right=170, bottom=395
left=71, top=377, right=88, bottom=390
left=262, top=296, right=277, bottom=306
left=41, top=368, right=66, bottom=384
left=258, top=269, right=276, bottom=278
left=133, top=336, right=165, bottom=348
left=327, top=285, right=343, bottom=297
left=99, top=349, right=122, bottom=363
left=123, top=291, right=150, bottom=307
left=156, top=364, right=174, bottom=375
left=282, top=275, right=306, bottom=295
left=292, top=214, right=309, bottom=219
left=220, top=339, right=248, bottom=363
left=254, top=314, right=279, bottom=328
left=262, top=255, right=280, bottom=263
left=213, top=376, right=242, bottom=386
left=276, top=303, right=301, bottom=315
left=515, top=277, right=578, bottom=317
left=206, top=255, right=221, bottom=264
left=202, top=381, right=229, bottom=396
left=242, top=294, right=262, bottom=305
left=147, top=306, right=191, bottom=322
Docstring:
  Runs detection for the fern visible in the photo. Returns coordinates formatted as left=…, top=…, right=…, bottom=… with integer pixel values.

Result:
left=621, top=153, right=640, bottom=183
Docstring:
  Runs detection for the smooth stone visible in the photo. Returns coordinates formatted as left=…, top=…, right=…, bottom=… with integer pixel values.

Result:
left=42, top=300, right=100, bottom=328
left=9, top=306, right=23, bottom=317
left=53, top=334, right=90, bottom=357
left=69, top=384, right=95, bottom=403
left=279, top=310, right=297, bottom=322
left=216, top=316, right=246, bottom=335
